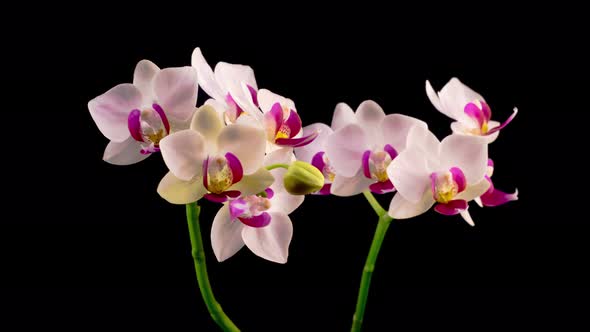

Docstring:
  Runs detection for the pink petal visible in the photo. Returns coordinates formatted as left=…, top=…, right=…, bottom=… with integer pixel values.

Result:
left=103, top=137, right=147, bottom=166
left=153, top=67, right=198, bottom=123
left=159, top=130, right=206, bottom=181
left=133, top=59, right=160, bottom=100
left=434, top=199, right=468, bottom=216
left=241, top=211, right=293, bottom=264
left=324, top=123, right=368, bottom=177
left=88, top=83, right=142, bottom=142
left=211, top=205, right=245, bottom=262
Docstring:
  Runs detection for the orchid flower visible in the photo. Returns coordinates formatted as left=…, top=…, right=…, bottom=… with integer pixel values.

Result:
left=293, top=122, right=334, bottom=195
left=157, top=105, right=274, bottom=204
left=474, top=159, right=519, bottom=207
left=191, top=47, right=260, bottom=124
left=386, top=126, right=490, bottom=225
left=259, top=89, right=319, bottom=151
left=211, top=150, right=304, bottom=263
left=323, top=101, right=427, bottom=196
left=88, top=60, right=198, bottom=165
left=426, top=78, right=517, bottom=143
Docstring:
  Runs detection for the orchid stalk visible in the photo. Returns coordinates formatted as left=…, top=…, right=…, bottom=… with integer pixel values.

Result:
left=351, top=192, right=392, bottom=332
left=186, top=202, right=240, bottom=332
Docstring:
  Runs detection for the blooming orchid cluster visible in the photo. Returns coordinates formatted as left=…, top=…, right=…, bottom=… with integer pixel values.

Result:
left=89, top=48, right=518, bottom=267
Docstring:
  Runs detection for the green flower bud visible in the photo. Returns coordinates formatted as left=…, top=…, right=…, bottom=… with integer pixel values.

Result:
left=283, top=161, right=325, bottom=195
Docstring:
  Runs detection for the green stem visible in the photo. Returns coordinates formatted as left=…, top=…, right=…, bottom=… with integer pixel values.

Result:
left=362, top=191, right=387, bottom=216
left=265, top=163, right=290, bottom=171
left=186, top=202, right=240, bottom=332
left=351, top=198, right=393, bottom=332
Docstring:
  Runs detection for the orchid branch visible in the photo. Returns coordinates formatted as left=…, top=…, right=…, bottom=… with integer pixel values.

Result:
left=351, top=194, right=393, bottom=332
left=186, top=202, right=240, bottom=332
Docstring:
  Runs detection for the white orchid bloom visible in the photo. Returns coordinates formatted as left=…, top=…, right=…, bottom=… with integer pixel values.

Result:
left=426, top=78, right=517, bottom=143
left=211, top=149, right=304, bottom=264
left=88, top=60, right=198, bottom=165
left=191, top=47, right=260, bottom=125
left=323, top=101, right=427, bottom=196
left=386, top=126, right=490, bottom=225
left=157, top=105, right=273, bottom=204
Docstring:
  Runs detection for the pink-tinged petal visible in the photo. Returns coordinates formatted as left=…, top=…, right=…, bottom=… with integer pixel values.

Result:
left=362, top=150, right=372, bottom=179
left=229, top=168, right=275, bottom=196
left=204, top=193, right=230, bottom=203
left=381, top=114, right=428, bottom=153
left=438, top=78, right=485, bottom=121
left=440, top=135, right=488, bottom=184
left=355, top=100, right=386, bottom=145
left=257, top=89, right=296, bottom=113
left=225, top=93, right=244, bottom=122
left=217, top=124, right=266, bottom=174
left=191, top=48, right=225, bottom=101
left=316, top=183, right=332, bottom=195
left=450, top=167, right=466, bottom=193
left=153, top=67, right=198, bottom=123
left=293, top=123, right=332, bottom=163
left=311, top=151, right=326, bottom=172
left=225, top=152, right=243, bottom=184
left=481, top=101, right=492, bottom=122
left=88, top=84, right=142, bottom=142
left=152, top=103, right=171, bottom=134
left=127, top=109, right=144, bottom=142
left=241, top=211, right=293, bottom=264
left=324, top=123, right=368, bottom=177
left=331, top=102, right=356, bottom=131
left=268, top=169, right=305, bottom=214
left=406, top=126, right=440, bottom=164
left=264, top=148, right=296, bottom=167
left=486, top=108, right=518, bottom=135
left=275, top=131, right=319, bottom=148
left=103, top=137, right=148, bottom=166
left=460, top=209, right=476, bottom=226
left=211, top=205, right=245, bottom=262
left=229, top=198, right=248, bottom=220
left=388, top=191, right=435, bottom=219
left=488, top=159, right=494, bottom=168
left=369, top=180, right=395, bottom=194
left=264, top=103, right=284, bottom=139
left=214, top=62, right=258, bottom=113
left=434, top=199, right=468, bottom=216
left=425, top=80, right=443, bottom=112
left=450, top=121, right=500, bottom=143
left=387, top=148, right=431, bottom=203
left=190, top=104, right=223, bottom=148
left=247, top=85, right=258, bottom=106
left=456, top=178, right=491, bottom=201
left=202, top=156, right=209, bottom=191
left=464, top=102, right=486, bottom=128
left=480, top=180, right=519, bottom=207
left=157, top=172, right=206, bottom=204
left=384, top=144, right=398, bottom=160
left=284, top=110, right=302, bottom=138
left=265, top=188, right=274, bottom=199
left=239, top=212, right=272, bottom=228
left=330, top=172, right=374, bottom=197
left=133, top=59, right=160, bottom=99
left=159, top=130, right=206, bottom=181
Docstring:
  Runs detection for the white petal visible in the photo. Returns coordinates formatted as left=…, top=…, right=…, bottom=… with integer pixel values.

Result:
left=438, top=78, right=485, bottom=121
left=204, top=98, right=227, bottom=122
left=330, top=172, right=374, bottom=197
left=103, top=137, right=148, bottom=165
left=234, top=113, right=262, bottom=128
left=324, top=123, right=368, bottom=177
left=257, top=89, right=296, bottom=113
left=425, top=80, right=443, bottom=112
left=331, top=102, right=356, bottom=131
left=157, top=172, right=207, bottom=204
left=406, top=125, right=440, bottom=161
left=211, top=205, right=245, bottom=262
left=264, top=148, right=296, bottom=166
left=460, top=209, right=475, bottom=226
left=153, top=66, right=198, bottom=123
left=214, top=62, right=258, bottom=113
left=450, top=121, right=499, bottom=144
left=159, top=130, right=206, bottom=181
left=387, top=148, right=431, bottom=203
left=229, top=168, right=275, bottom=196
left=191, top=48, right=226, bottom=101
left=381, top=114, right=427, bottom=152
left=456, top=178, right=491, bottom=201
left=388, top=191, right=435, bottom=219
left=355, top=100, right=386, bottom=147
left=440, top=135, right=488, bottom=184
left=88, top=83, right=142, bottom=142
left=190, top=104, right=224, bottom=148
left=217, top=124, right=266, bottom=174
left=133, top=59, right=160, bottom=100
left=241, top=212, right=293, bottom=264
left=293, top=123, right=332, bottom=163
left=474, top=197, right=484, bottom=207
left=268, top=168, right=305, bottom=214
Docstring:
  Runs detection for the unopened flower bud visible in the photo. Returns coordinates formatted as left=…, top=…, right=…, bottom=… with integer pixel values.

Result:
left=283, top=161, right=325, bottom=195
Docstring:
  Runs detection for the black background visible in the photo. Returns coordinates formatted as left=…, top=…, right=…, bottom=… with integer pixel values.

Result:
left=3, top=5, right=588, bottom=331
